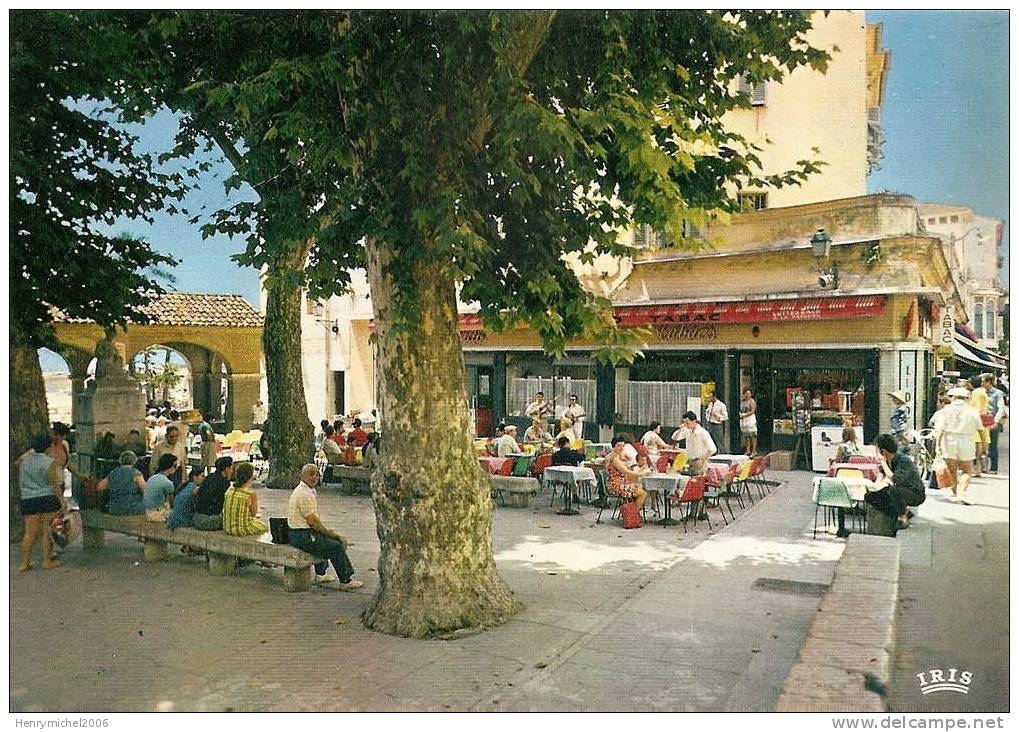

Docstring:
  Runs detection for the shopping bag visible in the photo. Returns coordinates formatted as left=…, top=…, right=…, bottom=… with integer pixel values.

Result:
left=620, top=501, right=642, bottom=529
left=932, top=457, right=953, bottom=489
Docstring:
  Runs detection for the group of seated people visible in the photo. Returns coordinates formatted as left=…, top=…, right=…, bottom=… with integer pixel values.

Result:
left=487, top=418, right=581, bottom=458
left=319, top=418, right=381, bottom=470
left=98, top=454, right=268, bottom=537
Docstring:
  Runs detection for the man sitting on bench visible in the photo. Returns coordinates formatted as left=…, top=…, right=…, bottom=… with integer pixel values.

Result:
left=193, top=456, right=234, bottom=531
left=287, top=464, right=362, bottom=590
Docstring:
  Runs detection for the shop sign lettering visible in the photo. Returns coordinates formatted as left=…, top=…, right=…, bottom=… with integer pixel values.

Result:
left=460, top=330, right=487, bottom=344
left=938, top=311, right=956, bottom=347
left=656, top=324, right=716, bottom=341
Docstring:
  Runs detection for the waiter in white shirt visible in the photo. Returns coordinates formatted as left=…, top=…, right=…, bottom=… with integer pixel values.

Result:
left=563, top=394, right=586, bottom=441
left=703, top=391, right=728, bottom=454
left=671, top=411, right=717, bottom=476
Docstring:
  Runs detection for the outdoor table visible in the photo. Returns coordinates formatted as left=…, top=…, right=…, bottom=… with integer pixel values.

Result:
left=479, top=457, right=511, bottom=475
left=827, top=462, right=883, bottom=482
left=640, top=472, right=689, bottom=526
left=544, top=465, right=597, bottom=515
left=710, top=454, right=751, bottom=466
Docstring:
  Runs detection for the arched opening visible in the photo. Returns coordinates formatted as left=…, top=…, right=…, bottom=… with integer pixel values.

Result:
left=130, top=344, right=193, bottom=411
left=38, top=348, right=71, bottom=424
left=128, top=342, right=235, bottom=431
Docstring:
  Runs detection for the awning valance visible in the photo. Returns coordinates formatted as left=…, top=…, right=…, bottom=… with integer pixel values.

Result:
left=611, top=295, right=887, bottom=327
left=951, top=339, right=1006, bottom=371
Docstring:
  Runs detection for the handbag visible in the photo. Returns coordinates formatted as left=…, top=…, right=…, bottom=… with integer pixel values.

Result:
left=980, top=413, right=994, bottom=428
left=269, top=517, right=290, bottom=545
left=619, top=500, right=642, bottom=529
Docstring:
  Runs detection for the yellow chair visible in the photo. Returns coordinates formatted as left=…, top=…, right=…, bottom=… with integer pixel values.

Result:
left=523, top=444, right=536, bottom=454
left=569, top=439, right=585, bottom=451
left=733, top=459, right=757, bottom=502
left=836, top=468, right=864, bottom=479
left=672, top=453, right=689, bottom=473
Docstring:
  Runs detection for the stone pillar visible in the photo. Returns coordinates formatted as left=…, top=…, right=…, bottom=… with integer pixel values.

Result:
left=64, top=348, right=93, bottom=429
left=226, top=373, right=262, bottom=431
left=76, top=337, right=146, bottom=455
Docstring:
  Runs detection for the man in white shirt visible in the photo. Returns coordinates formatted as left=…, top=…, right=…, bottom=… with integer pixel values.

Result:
left=492, top=425, right=521, bottom=458
left=149, top=425, right=187, bottom=488
left=524, top=418, right=551, bottom=444
left=252, top=399, right=268, bottom=428
left=671, top=411, right=717, bottom=476
left=287, top=464, right=362, bottom=589
left=563, top=394, right=586, bottom=441
left=524, top=392, right=551, bottom=422
left=703, top=391, right=728, bottom=454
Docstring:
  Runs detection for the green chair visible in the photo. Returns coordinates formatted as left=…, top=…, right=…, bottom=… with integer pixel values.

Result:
left=511, top=456, right=533, bottom=477
left=813, top=479, right=854, bottom=539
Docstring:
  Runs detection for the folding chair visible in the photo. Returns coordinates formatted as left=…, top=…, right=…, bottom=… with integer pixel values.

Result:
left=835, top=468, right=865, bottom=480
left=704, top=464, right=739, bottom=524
left=671, top=476, right=710, bottom=532
left=813, top=478, right=855, bottom=539
left=672, top=453, right=689, bottom=474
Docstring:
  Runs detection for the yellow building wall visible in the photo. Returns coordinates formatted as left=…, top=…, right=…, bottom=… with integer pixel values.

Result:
left=723, top=10, right=869, bottom=208
left=345, top=321, right=377, bottom=414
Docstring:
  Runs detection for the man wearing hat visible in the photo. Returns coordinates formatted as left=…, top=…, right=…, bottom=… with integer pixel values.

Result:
left=888, top=391, right=911, bottom=449
left=492, top=424, right=521, bottom=458
left=933, top=387, right=982, bottom=502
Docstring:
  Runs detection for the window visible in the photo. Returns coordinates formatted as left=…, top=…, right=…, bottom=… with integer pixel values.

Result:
left=681, top=219, right=702, bottom=239
left=939, top=216, right=948, bottom=224
left=736, top=76, right=767, bottom=106
left=985, top=300, right=997, bottom=339
left=973, top=302, right=984, bottom=339
left=950, top=215, right=959, bottom=223
left=928, top=218, right=936, bottom=225
left=632, top=224, right=656, bottom=248
left=737, top=192, right=769, bottom=211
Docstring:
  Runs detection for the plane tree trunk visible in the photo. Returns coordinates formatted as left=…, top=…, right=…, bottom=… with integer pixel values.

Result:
left=10, top=340, right=51, bottom=540
left=361, top=237, right=518, bottom=638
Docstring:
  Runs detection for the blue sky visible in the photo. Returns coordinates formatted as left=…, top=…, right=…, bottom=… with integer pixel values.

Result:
left=38, top=10, right=1009, bottom=372
left=867, top=10, right=1009, bottom=282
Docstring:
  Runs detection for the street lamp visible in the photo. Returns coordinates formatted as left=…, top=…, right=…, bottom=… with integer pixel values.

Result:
left=810, top=228, right=839, bottom=289
left=810, top=228, right=832, bottom=259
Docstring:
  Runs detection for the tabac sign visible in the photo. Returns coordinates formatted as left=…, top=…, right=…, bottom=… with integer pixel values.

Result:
left=937, top=310, right=956, bottom=357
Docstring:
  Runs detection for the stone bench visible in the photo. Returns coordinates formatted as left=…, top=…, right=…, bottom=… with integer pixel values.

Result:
left=775, top=533, right=901, bottom=712
left=322, top=464, right=372, bottom=494
left=80, top=510, right=320, bottom=592
left=491, top=475, right=542, bottom=508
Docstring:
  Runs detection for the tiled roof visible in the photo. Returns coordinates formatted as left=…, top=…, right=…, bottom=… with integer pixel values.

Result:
left=53, top=293, right=263, bottom=328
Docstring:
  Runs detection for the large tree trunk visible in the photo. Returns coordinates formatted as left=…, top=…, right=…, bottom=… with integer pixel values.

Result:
left=362, top=238, right=518, bottom=638
left=10, top=342, right=51, bottom=541
left=262, top=254, right=315, bottom=489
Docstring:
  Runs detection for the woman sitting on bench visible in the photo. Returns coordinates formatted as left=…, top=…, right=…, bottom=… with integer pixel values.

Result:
left=222, top=462, right=267, bottom=537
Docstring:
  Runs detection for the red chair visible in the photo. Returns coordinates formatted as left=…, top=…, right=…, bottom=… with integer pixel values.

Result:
left=498, top=458, right=516, bottom=477
left=530, top=453, right=553, bottom=477
left=671, top=476, right=711, bottom=532
left=655, top=454, right=672, bottom=473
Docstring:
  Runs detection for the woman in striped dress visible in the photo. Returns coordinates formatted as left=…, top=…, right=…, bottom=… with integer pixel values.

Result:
left=222, top=462, right=267, bottom=536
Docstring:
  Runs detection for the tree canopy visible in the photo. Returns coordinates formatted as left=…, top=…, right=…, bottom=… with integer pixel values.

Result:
left=10, top=11, right=182, bottom=347
left=130, top=10, right=828, bottom=358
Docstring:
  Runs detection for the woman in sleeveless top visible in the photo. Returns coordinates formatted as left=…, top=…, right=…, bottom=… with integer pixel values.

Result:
left=605, top=436, right=648, bottom=511
left=222, top=462, right=268, bottom=536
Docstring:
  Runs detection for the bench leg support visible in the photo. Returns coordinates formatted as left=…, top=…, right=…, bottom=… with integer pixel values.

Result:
left=83, top=527, right=105, bottom=552
left=207, top=552, right=237, bottom=576
left=284, top=566, right=312, bottom=592
left=143, top=539, right=169, bottom=562
left=508, top=492, right=531, bottom=508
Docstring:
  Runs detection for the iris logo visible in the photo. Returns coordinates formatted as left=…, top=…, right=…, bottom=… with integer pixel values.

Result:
left=916, top=668, right=973, bottom=695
